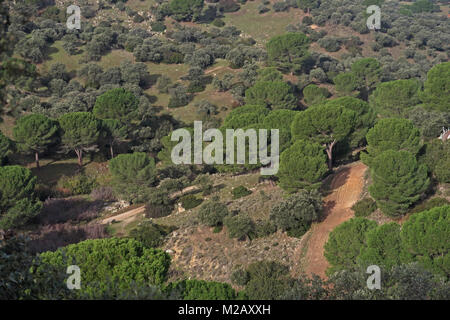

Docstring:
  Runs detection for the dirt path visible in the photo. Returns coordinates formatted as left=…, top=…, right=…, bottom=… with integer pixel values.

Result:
left=303, top=162, right=368, bottom=279
left=101, top=206, right=146, bottom=224
left=100, top=185, right=201, bottom=224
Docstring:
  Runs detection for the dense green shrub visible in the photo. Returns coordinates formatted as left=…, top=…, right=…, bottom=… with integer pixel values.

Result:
left=255, top=220, right=277, bottom=238
left=420, top=62, right=450, bottom=112
left=400, top=205, right=450, bottom=277
left=231, top=268, right=249, bottom=286
left=351, top=198, right=377, bottom=217
left=277, top=140, right=328, bottom=192
left=244, top=261, right=290, bottom=300
left=180, top=194, right=203, bottom=210
left=232, top=186, right=252, bottom=199
left=0, top=166, right=42, bottom=230
left=223, top=213, right=255, bottom=239
left=198, top=201, right=229, bottom=227
left=129, top=221, right=176, bottom=248
left=358, top=222, right=402, bottom=270
left=420, top=140, right=450, bottom=184
left=302, top=84, right=330, bottom=105
left=368, top=150, right=430, bottom=217
left=109, top=152, right=156, bottom=203
left=270, top=190, right=323, bottom=237
left=145, top=189, right=175, bottom=218
left=410, top=197, right=450, bottom=214
left=324, top=218, right=378, bottom=274
left=165, top=279, right=236, bottom=300
left=38, top=238, right=171, bottom=296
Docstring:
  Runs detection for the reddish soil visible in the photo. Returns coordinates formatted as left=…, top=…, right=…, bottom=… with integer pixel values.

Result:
left=304, top=162, right=368, bottom=279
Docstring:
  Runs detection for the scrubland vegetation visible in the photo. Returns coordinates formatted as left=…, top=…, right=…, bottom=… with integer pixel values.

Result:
left=0, top=0, right=449, bottom=300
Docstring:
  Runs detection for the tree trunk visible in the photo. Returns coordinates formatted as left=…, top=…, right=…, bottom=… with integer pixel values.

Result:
left=75, top=149, right=83, bottom=167
left=110, top=144, right=114, bottom=159
left=35, top=152, right=40, bottom=170
left=325, top=140, right=336, bottom=171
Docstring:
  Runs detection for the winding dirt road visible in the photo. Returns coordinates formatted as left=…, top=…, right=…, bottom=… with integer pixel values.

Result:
left=304, top=162, right=368, bottom=279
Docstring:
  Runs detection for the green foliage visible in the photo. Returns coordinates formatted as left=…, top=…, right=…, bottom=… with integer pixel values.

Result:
left=291, top=104, right=356, bottom=146
left=320, top=97, right=375, bottom=148
left=222, top=105, right=269, bottom=129
left=0, top=237, right=73, bottom=300
left=420, top=140, right=450, bottom=183
left=364, top=118, right=422, bottom=162
left=57, top=174, right=98, bottom=196
left=324, top=218, right=377, bottom=274
left=231, top=185, right=252, bottom=199
left=168, top=0, right=204, bottom=21
left=369, top=79, right=421, bottom=117
left=257, top=68, right=283, bottom=82
left=13, top=114, right=59, bottom=162
left=296, top=0, right=319, bottom=11
left=291, top=104, right=356, bottom=169
left=223, top=213, right=255, bottom=239
left=406, top=106, right=450, bottom=139
left=420, top=62, right=450, bottom=112
left=244, top=261, right=290, bottom=299
left=93, top=88, right=139, bottom=123
left=145, top=188, right=175, bottom=218
left=198, top=201, right=229, bottom=227
left=231, top=268, right=249, bottom=286
left=101, top=119, right=128, bottom=159
left=318, top=36, right=342, bottom=52
left=368, top=150, right=430, bottom=217
left=302, top=84, right=330, bottom=106
left=262, top=109, right=297, bottom=152
left=129, top=220, right=175, bottom=248
left=166, top=279, right=236, bottom=300
left=333, top=72, right=359, bottom=97
left=403, top=0, right=439, bottom=14
left=254, top=220, right=277, bottom=238
left=0, top=130, right=12, bottom=164
left=180, top=194, right=203, bottom=209
left=410, top=197, right=450, bottom=214
left=109, top=152, right=156, bottom=202
left=278, top=140, right=328, bottom=192
left=350, top=58, right=382, bottom=93
left=58, top=112, right=101, bottom=166
left=400, top=206, right=449, bottom=277
left=351, top=198, right=377, bottom=217
left=266, top=33, right=311, bottom=73
left=245, top=81, right=297, bottom=110
left=38, top=238, right=171, bottom=296
left=270, top=190, right=323, bottom=237
left=358, top=222, right=402, bottom=269
left=0, top=165, right=41, bottom=229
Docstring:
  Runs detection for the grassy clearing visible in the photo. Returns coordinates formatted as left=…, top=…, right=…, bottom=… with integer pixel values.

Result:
left=40, top=41, right=84, bottom=74
left=98, top=49, right=136, bottom=68
left=223, top=1, right=305, bottom=43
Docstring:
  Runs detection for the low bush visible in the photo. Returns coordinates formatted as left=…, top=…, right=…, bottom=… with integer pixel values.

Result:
left=129, top=221, right=176, bottom=248
left=231, top=268, right=249, bottom=286
left=57, top=174, right=98, bottom=196
left=232, top=185, right=252, bottom=199
left=198, top=201, right=229, bottom=227
left=223, top=214, right=255, bottom=240
left=409, top=197, right=450, bottom=214
left=180, top=194, right=203, bottom=210
left=255, top=220, right=277, bottom=238
left=351, top=198, right=377, bottom=217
